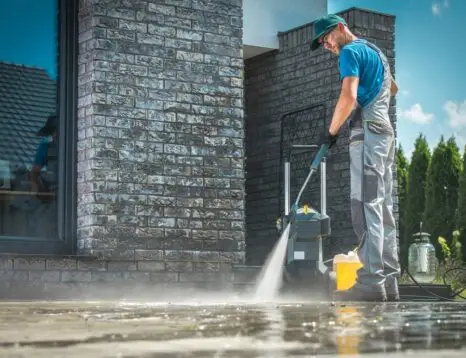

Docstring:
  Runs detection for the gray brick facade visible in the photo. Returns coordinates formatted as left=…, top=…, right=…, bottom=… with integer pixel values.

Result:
left=0, top=255, right=240, bottom=300
left=244, top=8, right=397, bottom=265
left=76, top=0, right=246, bottom=266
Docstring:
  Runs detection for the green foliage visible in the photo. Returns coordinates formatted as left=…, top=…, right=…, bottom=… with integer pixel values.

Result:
left=423, top=136, right=462, bottom=260
left=437, top=232, right=465, bottom=297
left=445, top=137, right=462, bottom=242
left=456, top=147, right=466, bottom=261
left=397, top=133, right=465, bottom=295
left=451, top=230, right=463, bottom=262
left=423, top=136, right=447, bottom=247
left=404, top=134, right=431, bottom=261
left=395, top=144, right=409, bottom=265
left=438, top=236, right=451, bottom=259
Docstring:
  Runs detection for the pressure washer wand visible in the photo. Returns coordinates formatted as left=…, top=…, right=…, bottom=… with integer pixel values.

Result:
left=292, top=143, right=329, bottom=209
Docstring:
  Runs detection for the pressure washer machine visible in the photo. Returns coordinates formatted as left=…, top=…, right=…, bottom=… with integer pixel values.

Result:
left=274, top=142, right=463, bottom=302
left=276, top=143, right=335, bottom=298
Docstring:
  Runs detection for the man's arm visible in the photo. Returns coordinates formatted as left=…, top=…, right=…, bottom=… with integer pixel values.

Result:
left=329, top=76, right=358, bottom=136
left=390, top=76, right=398, bottom=97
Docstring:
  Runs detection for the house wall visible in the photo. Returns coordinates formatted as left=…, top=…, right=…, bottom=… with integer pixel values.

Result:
left=244, top=8, right=397, bottom=265
left=77, top=0, right=246, bottom=266
left=1, top=0, right=248, bottom=300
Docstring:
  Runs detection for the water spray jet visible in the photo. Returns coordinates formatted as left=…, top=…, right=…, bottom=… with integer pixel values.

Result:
left=254, top=143, right=334, bottom=301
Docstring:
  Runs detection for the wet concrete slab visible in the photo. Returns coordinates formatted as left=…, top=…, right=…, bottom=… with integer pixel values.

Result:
left=0, top=299, right=465, bottom=357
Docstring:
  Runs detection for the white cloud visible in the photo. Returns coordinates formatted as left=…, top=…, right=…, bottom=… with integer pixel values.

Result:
left=444, top=100, right=466, bottom=128
left=440, top=99, right=466, bottom=152
left=399, top=103, right=434, bottom=124
left=432, top=0, right=449, bottom=15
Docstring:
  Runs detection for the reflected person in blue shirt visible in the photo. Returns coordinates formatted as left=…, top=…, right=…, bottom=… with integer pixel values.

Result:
left=31, top=114, right=58, bottom=200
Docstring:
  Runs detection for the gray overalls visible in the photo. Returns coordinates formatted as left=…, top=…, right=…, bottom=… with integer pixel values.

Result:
left=346, top=39, right=400, bottom=294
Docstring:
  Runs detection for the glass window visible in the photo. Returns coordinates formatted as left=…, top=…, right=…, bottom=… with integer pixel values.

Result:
left=0, top=0, right=59, bottom=240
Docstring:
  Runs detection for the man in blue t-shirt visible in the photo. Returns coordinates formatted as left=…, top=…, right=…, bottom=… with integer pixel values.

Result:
left=310, top=14, right=400, bottom=302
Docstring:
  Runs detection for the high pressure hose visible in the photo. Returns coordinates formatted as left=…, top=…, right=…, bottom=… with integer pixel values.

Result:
left=352, top=245, right=466, bottom=301
left=400, top=265, right=466, bottom=301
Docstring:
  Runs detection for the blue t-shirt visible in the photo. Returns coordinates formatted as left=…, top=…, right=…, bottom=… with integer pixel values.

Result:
left=33, top=137, right=51, bottom=167
left=338, top=39, right=384, bottom=107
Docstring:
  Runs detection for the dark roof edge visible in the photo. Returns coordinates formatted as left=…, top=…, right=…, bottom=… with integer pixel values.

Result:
left=336, top=6, right=396, bottom=18
left=0, top=61, right=49, bottom=73
left=277, top=6, right=396, bottom=36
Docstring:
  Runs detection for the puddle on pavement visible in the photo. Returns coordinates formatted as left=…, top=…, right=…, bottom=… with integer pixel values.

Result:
left=0, top=300, right=465, bottom=357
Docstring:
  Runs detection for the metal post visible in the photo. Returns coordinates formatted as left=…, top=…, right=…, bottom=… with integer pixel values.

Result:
left=317, top=157, right=327, bottom=272
left=320, top=158, right=326, bottom=215
left=284, top=161, right=290, bottom=216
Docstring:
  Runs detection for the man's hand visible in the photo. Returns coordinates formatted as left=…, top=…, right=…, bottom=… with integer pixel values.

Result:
left=328, top=132, right=338, bottom=148
left=321, top=131, right=338, bottom=148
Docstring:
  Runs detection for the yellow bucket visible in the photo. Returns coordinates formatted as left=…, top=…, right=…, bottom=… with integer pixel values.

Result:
left=333, top=252, right=363, bottom=291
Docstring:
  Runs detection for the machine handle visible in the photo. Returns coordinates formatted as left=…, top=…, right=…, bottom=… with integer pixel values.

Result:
left=291, top=144, right=319, bottom=149
left=291, top=143, right=329, bottom=211
left=287, top=144, right=319, bottom=162
left=310, top=143, right=328, bottom=170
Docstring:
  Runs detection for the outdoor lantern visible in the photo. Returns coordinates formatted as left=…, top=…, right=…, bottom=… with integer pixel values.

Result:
left=408, top=227, right=438, bottom=284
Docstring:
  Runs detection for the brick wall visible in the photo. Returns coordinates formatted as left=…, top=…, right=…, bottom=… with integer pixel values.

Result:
left=0, top=255, right=245, bottom=300
left=244, top=8, right=397, bottom=265
left=77, top=0, right=246, bottom=269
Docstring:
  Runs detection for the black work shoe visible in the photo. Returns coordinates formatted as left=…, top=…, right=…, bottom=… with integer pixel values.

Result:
left=333, top=285, right=387, bottom=302
left=385, top=277, right=400, bottom=302
left=387, top=293, right=400, bottom=302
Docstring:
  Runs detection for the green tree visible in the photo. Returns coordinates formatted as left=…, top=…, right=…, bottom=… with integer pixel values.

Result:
left=423, top=136, right=462, bottom=260
left=423, top=137, right=447, bottom=258
left=395, top=144, right=409, bottom=265
left=456, top=145, right=466, bottom=262
left=444, top=137, right=462, bottom=241
left=404, top=134, right=431, bottom=262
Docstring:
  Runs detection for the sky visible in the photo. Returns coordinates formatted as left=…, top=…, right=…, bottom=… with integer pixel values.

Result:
left=0, top=0, right=57, bottom=77
left=0, top=0, right=464, bottom=161
left=243, top=0, right=327, bottom=47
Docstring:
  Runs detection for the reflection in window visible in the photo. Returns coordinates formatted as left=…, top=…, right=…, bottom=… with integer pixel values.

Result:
left=0, top=0, right=58, bottom=239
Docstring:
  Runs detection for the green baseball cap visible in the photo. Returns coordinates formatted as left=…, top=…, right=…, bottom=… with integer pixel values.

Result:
left=310, top=14, right=347, bottom=51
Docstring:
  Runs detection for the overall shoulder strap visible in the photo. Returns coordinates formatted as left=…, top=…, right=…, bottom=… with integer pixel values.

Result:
left=359, top=39, right=388, bottom=62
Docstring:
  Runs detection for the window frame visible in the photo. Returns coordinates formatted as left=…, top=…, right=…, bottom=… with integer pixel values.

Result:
left=0, top=0, right=78, bottom=255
